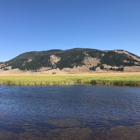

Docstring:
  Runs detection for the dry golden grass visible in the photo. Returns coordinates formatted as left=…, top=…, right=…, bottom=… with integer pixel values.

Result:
left=0, top=72, right=140, bottom=86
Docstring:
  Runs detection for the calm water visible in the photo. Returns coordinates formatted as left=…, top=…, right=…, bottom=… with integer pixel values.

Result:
left=0, top=85, right=140, bottom=139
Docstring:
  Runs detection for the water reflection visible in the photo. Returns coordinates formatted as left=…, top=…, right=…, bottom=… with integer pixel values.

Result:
left=0, top=85, right=140, bottom=139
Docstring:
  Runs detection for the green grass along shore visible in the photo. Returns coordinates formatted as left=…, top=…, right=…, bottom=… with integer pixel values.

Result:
left=0, top=73, right=140, bottom=86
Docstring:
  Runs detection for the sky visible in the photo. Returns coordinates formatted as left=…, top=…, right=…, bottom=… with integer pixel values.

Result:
left=0, top=0, right=140, bottom=62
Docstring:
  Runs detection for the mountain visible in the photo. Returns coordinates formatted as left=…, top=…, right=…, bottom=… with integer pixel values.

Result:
left=0, top=48, right=140, bottom=72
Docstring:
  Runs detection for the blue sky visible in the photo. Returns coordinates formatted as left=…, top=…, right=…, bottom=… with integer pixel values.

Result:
left=0, top=0, right=140, bottom=62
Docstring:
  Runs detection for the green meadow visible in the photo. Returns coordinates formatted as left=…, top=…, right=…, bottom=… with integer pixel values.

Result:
left=0, top=72, right=140, bottom=86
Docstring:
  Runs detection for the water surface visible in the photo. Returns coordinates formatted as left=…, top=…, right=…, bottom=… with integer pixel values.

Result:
left=0, top=85, right=140, bottom=139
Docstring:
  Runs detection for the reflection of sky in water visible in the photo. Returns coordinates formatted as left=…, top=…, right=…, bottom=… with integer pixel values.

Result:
left=0, top=85, right=140, bottom=132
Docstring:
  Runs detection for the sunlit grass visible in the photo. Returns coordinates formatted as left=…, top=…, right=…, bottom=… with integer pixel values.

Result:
left=0, top=72, right=140, bottom=86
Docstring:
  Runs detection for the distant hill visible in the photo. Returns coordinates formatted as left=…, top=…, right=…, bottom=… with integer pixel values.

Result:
left=0, top=48, right=140, bottom=72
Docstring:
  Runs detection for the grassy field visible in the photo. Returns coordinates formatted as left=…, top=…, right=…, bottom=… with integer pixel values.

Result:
left=0, top=72, right=140, bottom=86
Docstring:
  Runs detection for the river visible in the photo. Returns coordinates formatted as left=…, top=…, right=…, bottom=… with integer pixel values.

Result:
left=0, top=85, right=140, bottom=139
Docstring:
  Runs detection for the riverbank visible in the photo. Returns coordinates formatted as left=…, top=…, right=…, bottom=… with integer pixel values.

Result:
left=0, top=72, right=140, bottom=86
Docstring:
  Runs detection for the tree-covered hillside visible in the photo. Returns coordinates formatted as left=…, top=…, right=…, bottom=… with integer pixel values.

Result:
left=1, top=48, right=139, bottom=71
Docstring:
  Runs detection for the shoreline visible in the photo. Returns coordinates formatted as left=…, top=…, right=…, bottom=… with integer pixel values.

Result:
left=0, top=72, right=140, bottom=86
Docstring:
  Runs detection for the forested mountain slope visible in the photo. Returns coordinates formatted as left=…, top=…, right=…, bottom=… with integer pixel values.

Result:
left=0, top=48, right=140, bottom=72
